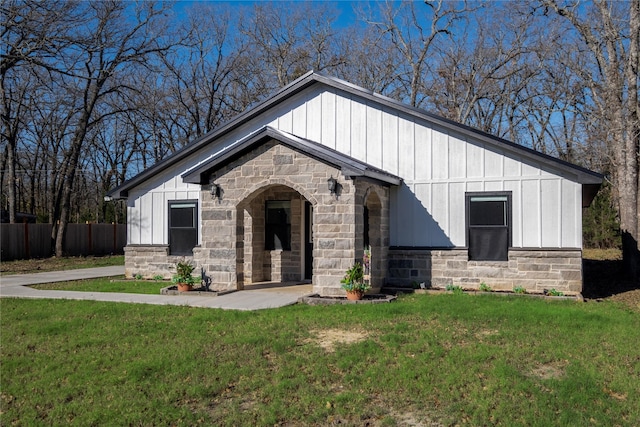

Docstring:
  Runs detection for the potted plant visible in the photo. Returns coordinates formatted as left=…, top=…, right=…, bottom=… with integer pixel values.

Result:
left=341, top=262, right=370, bottom=300
left=362, top=246, right=371, bottom=275
left=172, top=259, right=197, bottom=292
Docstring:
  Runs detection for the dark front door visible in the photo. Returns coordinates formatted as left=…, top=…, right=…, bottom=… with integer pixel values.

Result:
left=304, top=201, right=313, bottom=280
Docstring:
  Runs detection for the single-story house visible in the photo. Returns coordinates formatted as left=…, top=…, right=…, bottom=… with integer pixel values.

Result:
left=107, top=71, right=602, bottom=296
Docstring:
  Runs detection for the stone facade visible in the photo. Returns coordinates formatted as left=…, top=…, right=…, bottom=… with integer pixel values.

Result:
left=190, top=139, right=391, bottom=296
left=123, top=139, right=392, bottom=296
left=123, top=137, right=585, bottom=296
left=124, top=245, right=180, bottom=279
left=387, top=248, right=583, bottom=294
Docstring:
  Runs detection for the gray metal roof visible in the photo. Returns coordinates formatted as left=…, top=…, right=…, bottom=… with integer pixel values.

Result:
left=181, top=126, right=402, bottom=186
left=107, top=71, right=602, bottom=200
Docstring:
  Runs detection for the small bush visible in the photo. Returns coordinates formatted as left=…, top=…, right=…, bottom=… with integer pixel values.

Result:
left=479, top=282, right=492, bottom=292
left=445, top=284, right=463, bottom=294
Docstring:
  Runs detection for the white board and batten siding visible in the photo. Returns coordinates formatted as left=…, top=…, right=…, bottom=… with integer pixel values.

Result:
left=265, top=86, right=583, bottom=249
left=127, top=157, right=201, bottom=246
left=127, top=83, right=582, bottom=250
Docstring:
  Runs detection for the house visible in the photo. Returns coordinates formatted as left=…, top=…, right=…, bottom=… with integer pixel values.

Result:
left=107, top=72, right=602, bottom=296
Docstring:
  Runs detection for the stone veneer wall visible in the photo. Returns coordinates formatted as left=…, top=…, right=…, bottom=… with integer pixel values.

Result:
left=123, top=245, right=191, bottom=280
left=241, top=185, right=303, bottom=283
left=194, top=140, right=360, bottom=295
left=387, top=248, right=583, bottom=294
left=123, top=140, right=394, bottom=296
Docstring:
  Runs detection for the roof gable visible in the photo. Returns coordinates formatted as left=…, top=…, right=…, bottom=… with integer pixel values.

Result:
left=107, top=71, right=602, bottom=199
left=182, top=126, right=401, bottom=186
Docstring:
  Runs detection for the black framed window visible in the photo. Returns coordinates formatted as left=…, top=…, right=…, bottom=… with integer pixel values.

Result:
left=169, top=200, right=197, bottom=255
left=466, top=192, right=511, bottom=261
left=265, top=200, right=291, bottom=250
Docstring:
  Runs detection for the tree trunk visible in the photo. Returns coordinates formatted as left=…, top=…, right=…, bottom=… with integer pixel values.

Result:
left=6, top=136, right=17, bottom=223
left=54, top=113, right=90, bottom=257
left=544, top=0, right=639, bottom=279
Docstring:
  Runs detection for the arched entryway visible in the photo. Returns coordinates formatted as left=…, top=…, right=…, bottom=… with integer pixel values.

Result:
left=236, top=183, right=314, bottom=289
left=362, top=187, right=384, bottom=291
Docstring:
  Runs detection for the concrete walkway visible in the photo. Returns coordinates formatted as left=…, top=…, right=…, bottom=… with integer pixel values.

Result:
left=0, top=266, right=313, bottom=311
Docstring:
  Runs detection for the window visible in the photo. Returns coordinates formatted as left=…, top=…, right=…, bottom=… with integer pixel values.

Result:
left=169, top=200, right=197, bottom=255
left=466, top=192, right=511, bottom=261
left=265, top=200, right=291, bottom=250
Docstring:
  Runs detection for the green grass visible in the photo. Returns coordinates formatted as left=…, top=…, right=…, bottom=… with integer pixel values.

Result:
left=2, top=294, right=639, bottom=426
left=30, top=277, right=167, bottom=294
left=1, top=255, right=124, bottom=275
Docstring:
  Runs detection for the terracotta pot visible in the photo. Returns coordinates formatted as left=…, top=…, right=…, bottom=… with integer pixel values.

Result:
left=177, top=283, right=193, bottom=292
left=345, top=290, right=364, bottom=301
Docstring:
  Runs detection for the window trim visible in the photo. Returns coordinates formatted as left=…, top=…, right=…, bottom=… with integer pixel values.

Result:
left=168, top=199, right=198, bottom=256
left=465, top=191, right=512, bottom=261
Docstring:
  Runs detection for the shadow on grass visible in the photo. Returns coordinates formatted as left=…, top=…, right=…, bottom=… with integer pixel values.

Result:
left=582, top=258, right=639, bottom=299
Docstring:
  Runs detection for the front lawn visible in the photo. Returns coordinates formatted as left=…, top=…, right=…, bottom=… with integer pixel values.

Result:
left=30, top=277, right=166, bottom=295
left=0, top=255, right=124, bottom=275
left=1, top=294, right=638, bottom=426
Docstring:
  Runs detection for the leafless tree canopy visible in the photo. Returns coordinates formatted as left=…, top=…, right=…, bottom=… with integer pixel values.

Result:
left=1, top=0, right=638, bottom=271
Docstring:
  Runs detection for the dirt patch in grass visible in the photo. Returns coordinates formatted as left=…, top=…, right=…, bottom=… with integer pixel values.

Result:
left=608, top=289, right=640, bottom=311
left=307, top=329, right=368, bottom=353
left=388, top=410, right=446, bottom=427
left=529, top=362, right=567, bottom=380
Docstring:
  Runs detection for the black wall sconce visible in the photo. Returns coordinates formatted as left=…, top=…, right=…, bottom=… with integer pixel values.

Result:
left=211, top=183, right=223, bottom=200
left=327, top=176, right=337, bottom=194
left=327, top=175, right=341, bottom=198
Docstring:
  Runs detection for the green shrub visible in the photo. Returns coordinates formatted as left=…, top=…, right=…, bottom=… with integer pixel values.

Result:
left=172, top=260, right=197, bottom=285
left=340, top=262, right=370, bottom=293
left=445, top=284, right=463, bottom=294
left=583, top=181, right=620, bottom=249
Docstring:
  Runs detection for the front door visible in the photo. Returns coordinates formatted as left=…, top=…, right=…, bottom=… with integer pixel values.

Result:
left=304, top=201, right=313, bottom=280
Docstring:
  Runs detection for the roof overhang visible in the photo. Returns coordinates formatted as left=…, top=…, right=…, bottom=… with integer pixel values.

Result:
left=181, top=126, right=402, bottom=186
left=582, top=183, right=601, bottom=208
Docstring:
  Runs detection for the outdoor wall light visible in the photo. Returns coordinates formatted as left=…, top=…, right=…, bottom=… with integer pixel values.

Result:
left=327, top=176, right=337, bottom=194
left=211, top=183, right=223, bottom=200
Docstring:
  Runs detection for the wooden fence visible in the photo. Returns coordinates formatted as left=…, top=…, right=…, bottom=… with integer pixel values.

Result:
left=0, top=223, right=126, bottom=261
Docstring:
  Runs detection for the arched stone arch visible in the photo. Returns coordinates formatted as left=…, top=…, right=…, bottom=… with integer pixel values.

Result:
left=237, top=178, right=319, bottom=209
left=235, top=181, right=316, bottom=288
left=359, top=184, right=389, bottom=292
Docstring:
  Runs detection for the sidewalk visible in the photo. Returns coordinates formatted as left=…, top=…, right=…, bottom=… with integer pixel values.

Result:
left=0, top=267, right=312, bottom=311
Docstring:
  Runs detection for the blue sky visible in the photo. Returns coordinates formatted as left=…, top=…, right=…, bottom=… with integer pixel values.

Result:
left=172, top=0, right=361, bottom=27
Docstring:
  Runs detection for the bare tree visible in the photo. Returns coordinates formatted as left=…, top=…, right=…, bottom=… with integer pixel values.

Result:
left=428, top=6, right=540, bottom=138
left=44, top=1, right=175, bottom=256
left=360, top=0, right=472, bottom=108
left=542, top=0, right=639, bottom=277
left=335, top=25, right=402, bottom=95
left=238, top=2, right=345, bottom=93
left=1, top=0, right=78, bottom=223
left=161, top=3, right=240, bottom=143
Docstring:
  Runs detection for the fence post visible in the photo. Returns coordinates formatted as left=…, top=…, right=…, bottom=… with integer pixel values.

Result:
left=112, top=222, right=117, bottom=254
left=87, top=221, right=92, bottom=254
left=24, top=221, right=30, bottom=259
